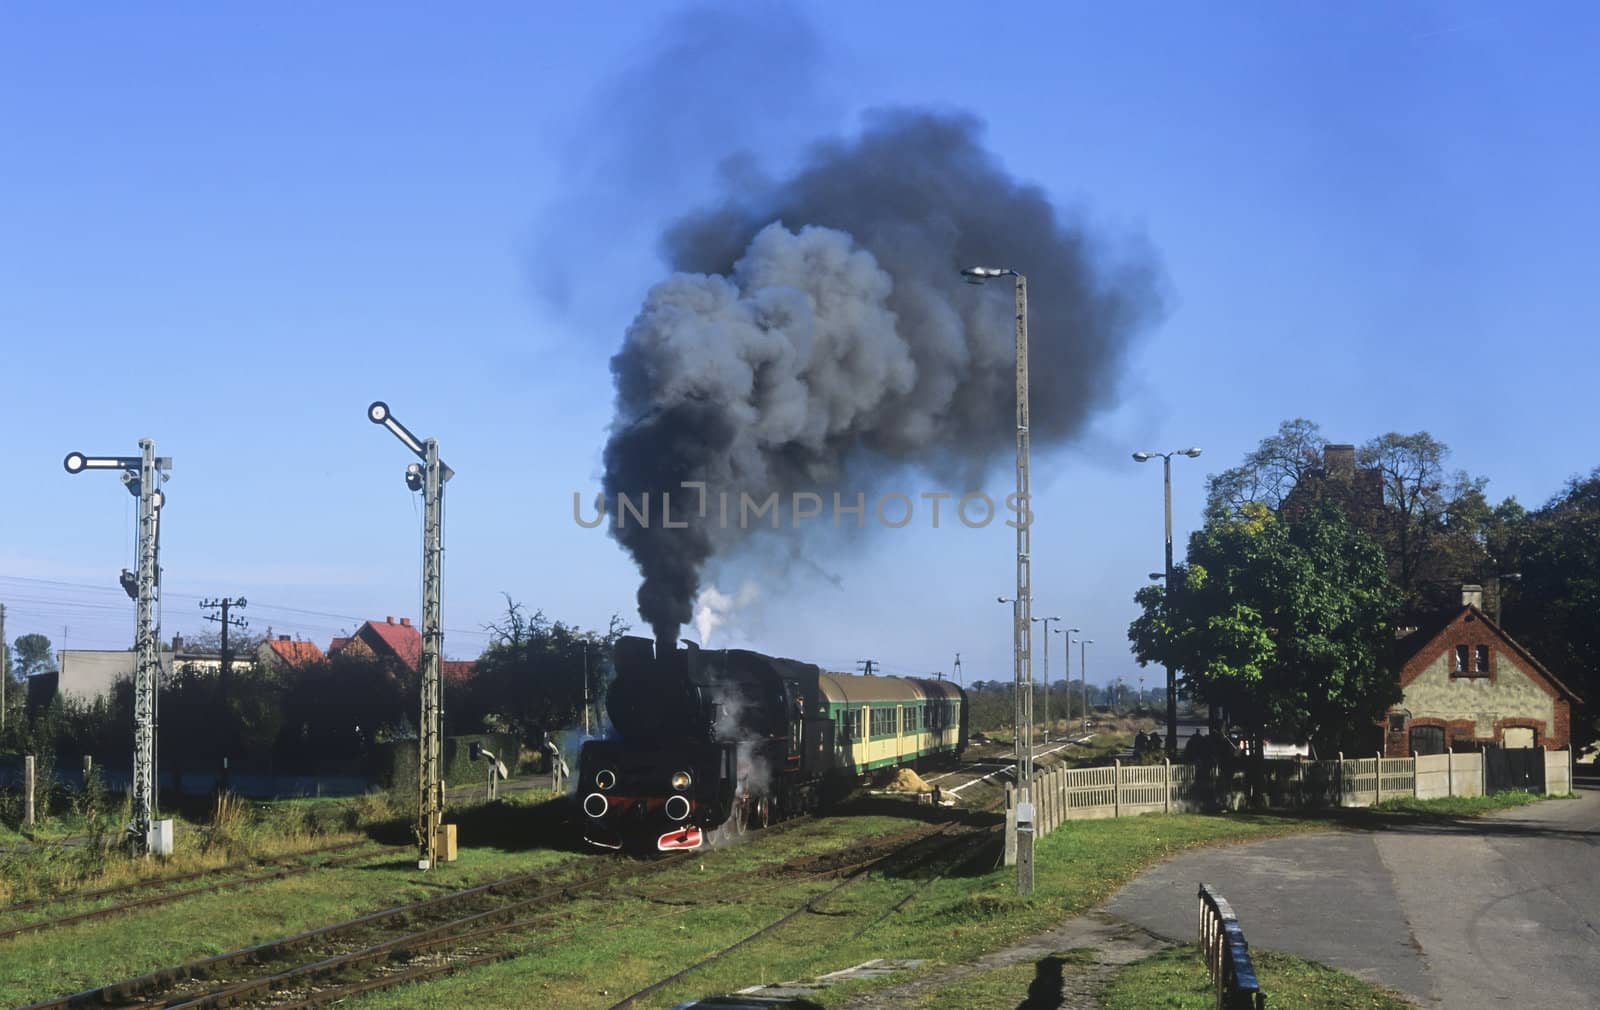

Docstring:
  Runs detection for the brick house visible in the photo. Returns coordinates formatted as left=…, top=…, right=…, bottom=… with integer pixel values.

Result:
left=1384, top=587, right=1581, bottom=756
left=326, top=616, right=475, bottom=683
left=257, top=636, right=325, bottom=672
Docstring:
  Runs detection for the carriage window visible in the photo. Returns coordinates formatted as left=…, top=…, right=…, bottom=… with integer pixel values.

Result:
left=840, top=708, right=863, bottom=741
left=870, top=707, right=896, bottom=737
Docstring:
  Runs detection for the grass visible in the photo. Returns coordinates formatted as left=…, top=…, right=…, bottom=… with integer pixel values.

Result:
left=1104, top=945, right=1412, bottom=1009
left=1371, top=789, right=1541, bottom=817
left=2, top=777, right=1568, bottom=1010
left=331, top=806, right=1323, bottom=1010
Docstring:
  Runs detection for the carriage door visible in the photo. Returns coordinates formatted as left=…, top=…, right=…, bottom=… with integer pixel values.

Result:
left=786, top=684, right=804, bottom=771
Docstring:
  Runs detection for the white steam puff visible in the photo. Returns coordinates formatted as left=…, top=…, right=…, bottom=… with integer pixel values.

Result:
left=693, top=581, right=762, bottom=646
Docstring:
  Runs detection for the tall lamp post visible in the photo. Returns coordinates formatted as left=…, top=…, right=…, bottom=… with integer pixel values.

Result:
left=968, top=263, right=1034, bottom=896
left=1073, top=637, right=1094, bottom=731
left=368, top=401, right=454, bottom=871
left=1133, top=447, right=1202, bottom=757
left=1045, top=622, right=1080, bottom=738
left=1031, top=616, right=1061, bottom=741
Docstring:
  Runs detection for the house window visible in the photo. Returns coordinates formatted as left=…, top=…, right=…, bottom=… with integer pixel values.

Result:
left=1454, top=646, right=1468, bottom=673
left=1387, top=713, right=1406, bottom=733
left=1475, top=646, right=1489, bottom=673
left=1410, top=725, right=1445, bottom=755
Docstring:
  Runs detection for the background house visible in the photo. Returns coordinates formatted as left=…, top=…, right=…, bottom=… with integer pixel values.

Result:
left=1385, top=586, right=1581, bottom=756
left=257, top=636, right=325, bottom=672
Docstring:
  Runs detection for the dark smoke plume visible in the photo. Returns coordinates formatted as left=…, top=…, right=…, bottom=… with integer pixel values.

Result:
left=603, top=109, right=1163, bottom=644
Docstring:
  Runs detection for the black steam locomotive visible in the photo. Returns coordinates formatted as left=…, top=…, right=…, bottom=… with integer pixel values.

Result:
left=577, top=635, right=968, bottom=851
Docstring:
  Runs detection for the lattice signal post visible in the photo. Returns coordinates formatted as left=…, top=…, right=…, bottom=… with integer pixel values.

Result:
left=367, top=401, right=454, bottom=870
left=63, top=441, right=170, bottom=854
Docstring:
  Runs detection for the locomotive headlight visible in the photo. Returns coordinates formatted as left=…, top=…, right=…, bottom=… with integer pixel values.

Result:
left=670, top=771, right=692, bottom=791
left=596, top=769, right=617, bottom=791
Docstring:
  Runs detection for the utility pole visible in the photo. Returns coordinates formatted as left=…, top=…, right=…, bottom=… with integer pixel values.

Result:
left=64, top=441, right=170, bottom=854
left=1, top=602, right=7, bottom=735
left=582, top=640, right=591, bottom=736
left=199, top=598, right=248, bottom=700
left=368, top=402, right=453, bottom=871
left=200, top=597, right=247, bottom=788
left=953, top=652, right=962, bottom=688
left=1032, top=616, right=1061, bottom=742
left=966, top=264, right=1034, bottom=897
left=857, top=659, right=877, bottom=676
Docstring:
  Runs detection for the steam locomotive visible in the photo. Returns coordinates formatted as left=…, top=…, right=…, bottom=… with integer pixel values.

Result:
left=576, top=635, right=968, bottom=851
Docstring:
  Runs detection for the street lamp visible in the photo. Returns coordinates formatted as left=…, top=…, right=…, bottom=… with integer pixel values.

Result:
left=969, top=261, right=1035, bottom=896
left=1048, top=623, right=1081, bottom=735
left=1031, top=617, right=1061, bottom=741
left=1132, top=446, right=1201, bottom=756
left=1073, top=638, right=1094, bottom=731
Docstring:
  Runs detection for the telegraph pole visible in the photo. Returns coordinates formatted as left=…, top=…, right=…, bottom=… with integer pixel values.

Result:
left=199, top=598, right=248, bottom=701
left=368, top=402, right=453, bottom=871
left=1, top=602, right=7, bottom=734
left=953, top=652, right=962, bottom=688
left=64, top=441, right=170, bottom=854
left=857, top=659, right=877, bottom=676
left=200, top=597, right=247, bottom=788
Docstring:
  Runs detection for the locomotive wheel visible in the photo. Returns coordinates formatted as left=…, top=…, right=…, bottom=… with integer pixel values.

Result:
left=755, top=797, right=770, bottom=829
left=734, top=799, right=749, bottom=836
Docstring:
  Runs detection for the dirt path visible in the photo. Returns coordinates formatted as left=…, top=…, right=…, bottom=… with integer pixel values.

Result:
left=831, top=911, right=1170, bottom=1009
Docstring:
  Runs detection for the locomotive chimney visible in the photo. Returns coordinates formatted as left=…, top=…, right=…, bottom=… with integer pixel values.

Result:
left=655, top=632, right=677, bottom=663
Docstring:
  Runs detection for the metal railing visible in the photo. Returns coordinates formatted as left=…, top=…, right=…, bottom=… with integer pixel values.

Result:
left=1198, top=883, right=1265, bottom=1009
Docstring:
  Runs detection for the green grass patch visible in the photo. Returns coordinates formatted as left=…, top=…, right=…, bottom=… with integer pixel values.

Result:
left=1104, top=944, right=1411, bottom=1009
left=334, top=808, right=1322, bottom=1010
left=1372, top=789, right=1541, bottom=817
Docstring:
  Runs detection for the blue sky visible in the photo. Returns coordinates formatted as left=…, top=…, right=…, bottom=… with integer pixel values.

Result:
left=3, top=2, right=1595, bottom=692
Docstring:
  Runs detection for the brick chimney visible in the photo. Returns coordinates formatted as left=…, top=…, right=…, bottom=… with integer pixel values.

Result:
left=400, top=617, right=411, bottom=627
left=1324, top=444, right=1356, bottom=483
left=386, top=616, right=395, bottom=625
left=279, top=634, right=291, bottom=641
left=1461, top=584, right=1484, bottom=609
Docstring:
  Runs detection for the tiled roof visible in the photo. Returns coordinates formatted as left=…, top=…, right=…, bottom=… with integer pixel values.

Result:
left=329, top=637, right=351, bottom=654
left=267, top=639, right=325, bottom=668
left=442, top=660, right=478, bottom=684
left=359, top=619, right=423, bottom=671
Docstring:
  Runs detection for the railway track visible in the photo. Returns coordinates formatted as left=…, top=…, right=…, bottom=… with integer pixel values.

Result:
left=602, top=816, right=997, bottom=1010
left=0, top=841, right=404, bottom=943
left=15, top=810, right=938, bottom=1010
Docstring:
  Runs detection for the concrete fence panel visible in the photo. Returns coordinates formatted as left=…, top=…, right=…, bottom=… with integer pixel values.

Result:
left=1120, top=762, right=1169, bottom=815
left=1545, top=749, right=1572, bottom=795
left=1061, top=764, right=1118, bottom=819
left=1378, top=757, right=1416, bottom=801
left=1452, top=752, right=1484, bottom=797
left=1414, top=753, right=1451, bottom=799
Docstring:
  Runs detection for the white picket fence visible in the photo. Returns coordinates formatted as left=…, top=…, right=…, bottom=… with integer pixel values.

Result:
left=1003, top=747, right=1574, bottom=861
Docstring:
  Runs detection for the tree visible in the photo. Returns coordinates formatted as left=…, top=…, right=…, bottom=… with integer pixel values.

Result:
left=1205, top=418, right=1327, bottom=514
left=1495, top=468, right=1600, bottom=743
left=452, top=596, right=630, bottom=742
left=12, top=634, right=56, bottom=678
left=1358, top=432, right=1491, bottom=610
left=1129, top=502, right=1402, bottom=752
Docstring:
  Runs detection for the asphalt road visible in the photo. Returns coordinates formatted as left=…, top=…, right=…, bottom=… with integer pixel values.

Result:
left=1107, top=783, right=1600, bottom=1005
